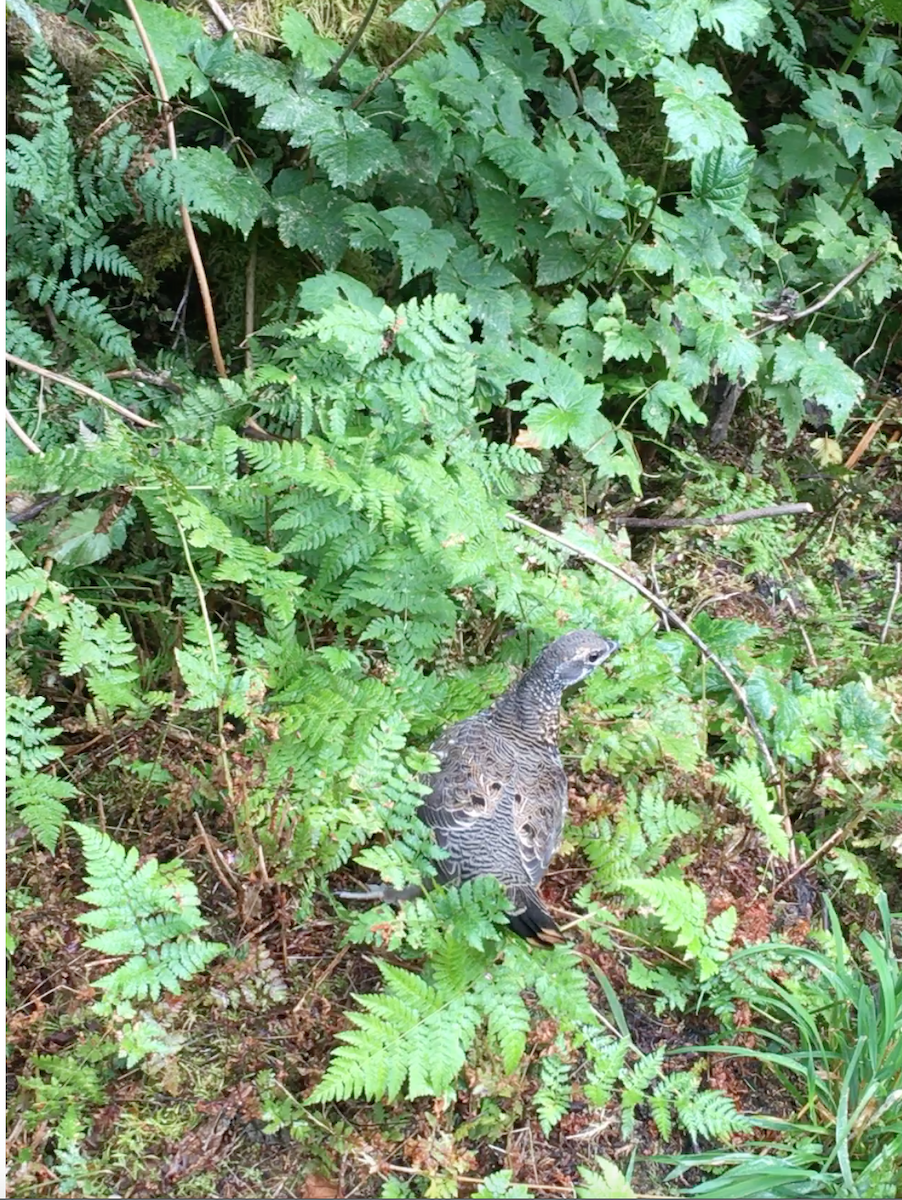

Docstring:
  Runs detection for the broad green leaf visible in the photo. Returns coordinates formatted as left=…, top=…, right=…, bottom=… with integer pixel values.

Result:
left=281, top=10, right=341, bottom=75
left=691, top=146, right=756, bottom=213
left=654, top=59, right=747, bottom=160
left=772, top=334, right=864, bottom=431
left=383, top=207, right=456, bottom=284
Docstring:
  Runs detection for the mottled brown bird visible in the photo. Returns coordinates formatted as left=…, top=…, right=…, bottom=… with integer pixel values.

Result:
left=338, top=630, right=619, bottom=942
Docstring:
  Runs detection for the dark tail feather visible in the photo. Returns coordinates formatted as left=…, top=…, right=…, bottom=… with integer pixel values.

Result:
left=507, top=888, right=565, bottom=945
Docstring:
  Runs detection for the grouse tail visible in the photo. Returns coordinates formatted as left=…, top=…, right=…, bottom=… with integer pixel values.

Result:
left=507, top=887, right=565, bottom=944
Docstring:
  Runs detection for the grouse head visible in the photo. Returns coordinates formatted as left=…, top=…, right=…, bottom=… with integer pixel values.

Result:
left=532, top=629, right=619, bottom=692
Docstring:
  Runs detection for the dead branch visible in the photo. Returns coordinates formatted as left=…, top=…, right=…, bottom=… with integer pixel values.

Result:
left=612, top=503, right=813, bottom=529
left=507, top=512, right=779, bottom=781
left=351, top=0, right=457, bottom=111
left=751, top=247, right=884, bottom=335
left=6, top=354, right=157, bottom=428
left=4, top=405, right=44, bottom=455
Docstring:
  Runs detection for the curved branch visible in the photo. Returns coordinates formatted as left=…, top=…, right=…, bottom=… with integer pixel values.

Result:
left=506, top=512, right=778, bottom=781
left=351, top=0, right=457, bottom=111
left=5, top=404, right=44, bottom=455
left=6, top=353, right=157, bottom=428
left=322, top=0, right=381, bottom=89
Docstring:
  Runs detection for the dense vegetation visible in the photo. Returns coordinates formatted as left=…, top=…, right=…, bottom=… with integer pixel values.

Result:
left=5, top=0, right=902, bottom=1196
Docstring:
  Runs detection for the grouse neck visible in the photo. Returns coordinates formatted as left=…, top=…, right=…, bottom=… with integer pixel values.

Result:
left=492, top=669, right=563, bottom=744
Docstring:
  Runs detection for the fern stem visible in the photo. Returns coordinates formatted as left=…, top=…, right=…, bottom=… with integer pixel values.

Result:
left=4, top=404, right=44, bottom=455
left=6, top=354, right=157, bottom=429
left=123, top=0, right=229, bottom=380
left=170, top=509, right=242, bottom=846
left=244, top=228, right=258, bottom=373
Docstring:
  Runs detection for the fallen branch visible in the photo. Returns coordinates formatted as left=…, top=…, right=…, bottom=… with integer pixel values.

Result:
left=192, top=813, right=238, bottom=897
left=124, top=0, right=228, bottom=379
left=4, top=405, right=44, bottom=455
left=769, top=814, right=864, bottom=900
left=751, top=248, right=884, bottom=335
left=6, top=354, right=157, bottom=428
left=612, top=503, right=813, bottom=530
left=507, top=512, right=778, bottom=781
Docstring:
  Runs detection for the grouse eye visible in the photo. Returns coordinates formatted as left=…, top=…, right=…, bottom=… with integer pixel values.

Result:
left=587, top=650, right=602, bottom=663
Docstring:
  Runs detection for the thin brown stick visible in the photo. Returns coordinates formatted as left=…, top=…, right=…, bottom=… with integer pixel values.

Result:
left=193, top=813, right=238, bottom=897
left=4, top=405, right=44, bottom=454
left=322, top=0, right=381, bottom=89
left=782, top=590, right=818, bottom=670
left=351, top=0, right=457, bottom=110
left=201, top=0, right=236, bottom=36
left=124, top=0, right=228, bottom=379
left=880, top=561, right=901, bottom=645
left=751, top=248, right=884, bottom=334
left=612, top=503, right=813, bottom=529
left=6, top=354, right=157, bottom=429
left=769, top=815, right=863, bottom=899
left=507, top=512, right=779, bottom=781
left=844, top=396, right=897, bottom=468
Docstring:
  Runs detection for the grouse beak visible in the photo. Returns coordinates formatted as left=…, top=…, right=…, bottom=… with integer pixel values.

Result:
left=600, top=638, right=619, bottom=661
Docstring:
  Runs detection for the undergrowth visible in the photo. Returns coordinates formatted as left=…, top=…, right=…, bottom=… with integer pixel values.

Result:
left=5, top=0, right=902, bottom=1197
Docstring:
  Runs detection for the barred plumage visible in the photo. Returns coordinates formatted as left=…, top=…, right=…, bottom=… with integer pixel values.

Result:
left=338, top=630, right=619, bottom=942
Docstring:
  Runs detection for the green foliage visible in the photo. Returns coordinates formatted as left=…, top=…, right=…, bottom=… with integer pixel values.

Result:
left=676, top=894, right=902, bottom=1199
left=70, top=822, right=226, bottom=1017
left=624, top=877, right=738, bottom=983
left=7, top=40, right=141, bottom=377
left=5, top=693, right=75, bottom=851
left=5, top=3, right=901, bottom=1197
left=534, top=1051, right=572, bottom=1134
left=311, top=892, right=595, bottom=1104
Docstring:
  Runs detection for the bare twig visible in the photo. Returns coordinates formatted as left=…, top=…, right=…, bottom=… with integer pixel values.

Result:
left=6, top=354, right=157, bottom=428
left=4, top=405, right=44, bottom=454
left=880, top=561, right=901, bottom=645
left=852, top=309, right=890, bottom=370
left=781, top=589, right=818, bottom=670
left=649, top=543, right=669, bottom=631
left=351, top=0, right=457, bottom=110
left=769, top=815, right=863, bottom=900
left=751, top=248, right=884, bottom=334
left=193, top=813, right=238, bottom=897
left=124, top=0, right=228, bottom=379
left=612, top=503, right=813, bottom=529
left=507, top=512, right=779, bottom=780
left=322, top=0, right=381, bottom=89
left=201, top=0, right=236, bottom=37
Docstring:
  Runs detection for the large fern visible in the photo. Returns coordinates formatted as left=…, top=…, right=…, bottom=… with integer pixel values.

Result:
left=70, top=822, right=226, bottom=1013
